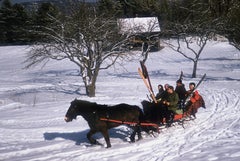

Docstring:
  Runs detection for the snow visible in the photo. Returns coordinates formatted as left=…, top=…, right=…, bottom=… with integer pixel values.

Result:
left=0, top=41, right=240, bottom=161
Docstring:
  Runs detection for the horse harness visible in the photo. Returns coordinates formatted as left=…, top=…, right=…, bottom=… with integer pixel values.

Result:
left=99, top=111, right=159, bottom=129
left=82, top=108, right=159, bottom=130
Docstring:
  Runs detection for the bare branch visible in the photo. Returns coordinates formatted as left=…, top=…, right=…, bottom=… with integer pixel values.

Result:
left=24, top=8, right=134, bottom=97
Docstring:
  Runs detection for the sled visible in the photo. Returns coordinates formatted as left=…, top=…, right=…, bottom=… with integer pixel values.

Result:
left=99, top=112, right=189, bottom=134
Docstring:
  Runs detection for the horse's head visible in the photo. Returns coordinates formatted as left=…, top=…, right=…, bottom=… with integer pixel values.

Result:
left=64, top=99, right=79, bottom=122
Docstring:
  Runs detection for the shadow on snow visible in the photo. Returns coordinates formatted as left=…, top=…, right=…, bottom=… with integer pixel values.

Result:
left=43, top=127, right=131, bottom=146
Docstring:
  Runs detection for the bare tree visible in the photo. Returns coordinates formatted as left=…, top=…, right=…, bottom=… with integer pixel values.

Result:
left=140, top=34, right=161, bottom=64
left=25, top=5, right=131, bottom=97
left=161, top=0, right=218, bottom=78
left=164, top=23, right=215, bottom=78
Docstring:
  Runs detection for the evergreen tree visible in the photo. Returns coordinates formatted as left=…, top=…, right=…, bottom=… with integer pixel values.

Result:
left=31, top=2, right=61, bottom=43
left=0, top=0, right=15, bottom=44
left=0, top=0, right=31, bottom=44
left=11, top=4, right=31, bottom=44
left=225, top=0, right=240, bottom=50
left=208, top=0, right=240, bottom=50
left=98, top=0, right=160, bottom=18
left=98, top=0, right=123, bottom=17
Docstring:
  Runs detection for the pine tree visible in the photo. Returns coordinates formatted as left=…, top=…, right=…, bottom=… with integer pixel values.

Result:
left=0, top=0, right=30, bottom=44
left=31, top=2, right=61, bottom=43
left=0, top=0, right=15, bottom=44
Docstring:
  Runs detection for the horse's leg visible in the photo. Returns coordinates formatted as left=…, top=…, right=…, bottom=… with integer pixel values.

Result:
left=100, top=129, right=111, bottom=148
left=130, top=127, right=136, bottom=142
left=87, top=129, right=101, bottom=145
left=130, top=125, right=142, bottom=142
left=136, top=125, right=142, bottom=141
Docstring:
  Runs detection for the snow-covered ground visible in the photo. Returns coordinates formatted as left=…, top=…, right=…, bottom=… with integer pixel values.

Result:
left=0, top=41, right=240, bottom=161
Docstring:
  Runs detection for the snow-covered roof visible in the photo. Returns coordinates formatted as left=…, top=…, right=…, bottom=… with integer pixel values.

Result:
left=117, top=17, right=161, bottom=34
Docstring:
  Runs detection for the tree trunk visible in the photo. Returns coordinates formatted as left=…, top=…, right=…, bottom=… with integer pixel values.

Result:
left=86, top=84, right=96, bottom=97
left=82, top=67, right=98, bottom=97
left=192, top=60, right=198, bottom=78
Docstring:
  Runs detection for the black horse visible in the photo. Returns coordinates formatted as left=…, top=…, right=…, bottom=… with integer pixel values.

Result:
left=64, top=99, right=144, bottom=148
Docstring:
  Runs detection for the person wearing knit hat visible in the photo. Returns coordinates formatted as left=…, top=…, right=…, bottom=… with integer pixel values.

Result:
left=175, top=79, right=187, bottom=109
left=176, top=79, right=182, bottom=84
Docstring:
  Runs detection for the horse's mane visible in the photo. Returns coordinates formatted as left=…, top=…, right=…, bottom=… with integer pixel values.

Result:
left=72, top=99, right=140, bottom=112
left=73, top=99, right=96, bottom=105
left=72, top=99, right=108, bottom=110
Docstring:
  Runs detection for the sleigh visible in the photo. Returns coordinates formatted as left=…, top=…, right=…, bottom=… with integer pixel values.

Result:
left=99, top=106, right=192, bottom=135
left=99, top=103, right=204, bottom=136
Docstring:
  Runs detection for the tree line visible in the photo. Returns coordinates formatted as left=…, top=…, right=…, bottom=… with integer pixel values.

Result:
left=0, top=0, right=60, bottom=44
left=0, top=0, right=240, bottom=48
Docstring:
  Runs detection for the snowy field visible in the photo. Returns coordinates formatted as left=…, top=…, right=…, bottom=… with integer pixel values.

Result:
left=0, top=40, right=240, bottom=161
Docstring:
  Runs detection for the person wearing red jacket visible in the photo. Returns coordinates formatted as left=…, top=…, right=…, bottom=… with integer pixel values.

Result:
left=186, top=82, right=199, bottom=103
left=185, top=82, right=205, bottom=118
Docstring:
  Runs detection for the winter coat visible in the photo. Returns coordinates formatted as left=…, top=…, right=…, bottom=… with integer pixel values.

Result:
left=186, top=90, right=200, bottom=103
left=164, top=91, right=179, bottom=113
left=186, top=94, right=206, bottom=117
left=156, top=89, right=164, bottom=101
left=175, top=84, right=187, bottom=100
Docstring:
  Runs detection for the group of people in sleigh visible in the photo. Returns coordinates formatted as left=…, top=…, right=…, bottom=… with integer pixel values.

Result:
left=148, top=79, right=206, bottom=127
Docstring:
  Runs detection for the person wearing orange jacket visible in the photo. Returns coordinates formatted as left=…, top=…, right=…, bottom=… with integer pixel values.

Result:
left=185, top=82, right=205, bottom=118
left=186, top=82, right=200, bottom=104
